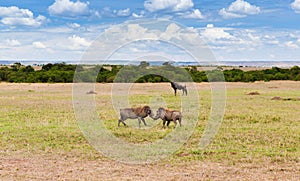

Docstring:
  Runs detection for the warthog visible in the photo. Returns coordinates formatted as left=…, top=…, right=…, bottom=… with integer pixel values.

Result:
left=152, top=107, right=182, bottom=128
left=118, top=105, right=154, bottom=128
left=170, top=82, right=187, bottom=96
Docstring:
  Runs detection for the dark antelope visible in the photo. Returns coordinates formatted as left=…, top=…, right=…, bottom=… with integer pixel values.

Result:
left=170, top=82, right=187, bottom=96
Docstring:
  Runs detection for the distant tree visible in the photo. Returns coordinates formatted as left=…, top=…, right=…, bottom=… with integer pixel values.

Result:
left=291, top=66, right=300, bottom=79
left=11, top=62, right=22, bottom=71
left=162, top=61, right=175, bottom=66
left=21, top=65, right=34, bottom=72
left=0, top=62, right=299, bottom=83
left=42, top=63, right=53, bottom=71
left=207, top=70, right=224, bottom=82
left=274, top=72, right=289, bottom=80
left=139, top=61, right=150, bottom=68
left=294, top=74, right=300, bottom=81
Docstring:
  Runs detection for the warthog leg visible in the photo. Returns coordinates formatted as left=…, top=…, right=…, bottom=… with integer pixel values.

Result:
left=141, top=118, right=147, bottom=126
left=137, top=117, right=142, bottom=128
left=118, top=119, right=126, bottom=127
left=173, top=120, right=177, bottom=128
left=162, top=120, right=167, bottom=128
left=178, top=117, right=182, bottom=127
left=166, top=120, right=171, bottom=127
left=167, top=119, right=177, bottom=128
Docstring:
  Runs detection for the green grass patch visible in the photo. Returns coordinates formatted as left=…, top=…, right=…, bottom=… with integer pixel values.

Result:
left=0, top=82, right=299, bottom=164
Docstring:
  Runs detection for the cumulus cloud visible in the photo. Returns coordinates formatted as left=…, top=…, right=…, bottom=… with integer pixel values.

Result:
left=0, top=6, right=47, bottom=27
left=33, top=41, right=46, bottom=49
left=101, top=7, right=132, bottom=17
left=0, top=6, right=33, bottom=17
left=132, top=11, right=145, bottom=18
left=143, top=0, right=205, bottom=20
left=5, top=39, right=21, bottom=46
left=2, top=21, right=300, bottom=61
left=67, top=23, right=81, bottom=29
left=143, top=0, right=207, bottom=20
left=114, top=8, right=131, bottom=17
left=285, top=41, right=299, bottom=49
left=201, top=24, right=235, bottom=41
left=160, top=23, right=181, bottom=40
left=219, top=0, right=260, bottom=19
left=48, top=0, right=98, bottom=18
left=291, top=0, right=300, bottom=13
left=179, top=9, right=204, bottom=19
left=68, top=35, right=91, bottom=50
left=86, top=22, right=213, bottom=61
left=219, top=9, right=245, bottom=18
left=144, top=0, right=194, bottom=12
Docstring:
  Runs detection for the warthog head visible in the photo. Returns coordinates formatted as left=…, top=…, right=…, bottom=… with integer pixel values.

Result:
left=152, top=107, right=166, bottom=120
left=144, top=105, right=154, bottom=117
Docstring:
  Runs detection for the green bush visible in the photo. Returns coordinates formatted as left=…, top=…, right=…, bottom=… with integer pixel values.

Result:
left=0, top=63, right=299, bottom=83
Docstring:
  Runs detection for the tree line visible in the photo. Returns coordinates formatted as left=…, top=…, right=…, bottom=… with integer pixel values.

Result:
left=0, top=62, right=299, bottom=83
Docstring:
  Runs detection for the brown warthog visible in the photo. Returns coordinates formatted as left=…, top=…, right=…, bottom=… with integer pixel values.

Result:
left=118, top=106, right=154, bottom=128
left=152, top=107, right=182, bottom=128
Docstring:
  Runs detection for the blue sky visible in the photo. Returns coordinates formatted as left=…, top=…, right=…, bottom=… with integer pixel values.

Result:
left=1, top=0, right=300, bottom=62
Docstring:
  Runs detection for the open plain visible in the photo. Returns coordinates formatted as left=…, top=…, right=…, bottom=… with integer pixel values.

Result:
left=0, top=81, right=299, bottom=180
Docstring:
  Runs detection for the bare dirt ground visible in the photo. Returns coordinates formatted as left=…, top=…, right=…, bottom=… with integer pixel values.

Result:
left=1, top=154, right=299, bottom=180
left=0, top=81, right=299, bottom=180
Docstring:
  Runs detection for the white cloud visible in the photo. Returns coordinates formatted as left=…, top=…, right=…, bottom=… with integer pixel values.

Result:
left=5, top=39, right=21, bottom=46
left=201, top=24, right=235, bottom=41
left=227, top=0, right=260, bottom=14
left=143, top=0, right=206, bottom=20
left=33, top=41, right=46, bottom=49
left=206, top=24, right=214, bottom=28
left=48, top=0, right=96, bottom=18
left=180, top=9, right=204, bottom=19
left=219, top=0, right=260, bottom=19
left=126, top=24, right=153, bottom=40
left=132, top=11, right=145, bottom=18
left=144, top=0, right=194, bottom=12
left=284, top=41, right=299, bottom=49
left=1, top=16, right=46, bottom=27
left=160, top=23, right=181, bottom=41
left=291, top=0, right=300, bottom=13
left=1, top=21, right=300, bottom=62
left=0, top=6, right=47, bottom=27
left=68, top=35, right=91, bottom=50
left=99, top=23, right=205, bottom=61
left=219, top=8, right=245, bottom=18
left=0, top=6, right=33, bottom=17
left=68, top=23, right=81, bottom=29
left=101, top=7, right=113, bottom=17
left=114, top=8, right=131, bottom=17
left=101, top=7, right=132, bottom=17
left=197, top=26, right=300, bottom=60
left=263, top=35, right=279, bottom=45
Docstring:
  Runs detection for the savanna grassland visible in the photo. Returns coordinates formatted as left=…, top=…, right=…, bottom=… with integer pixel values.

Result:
left=0, top=81, right=299, bottom=180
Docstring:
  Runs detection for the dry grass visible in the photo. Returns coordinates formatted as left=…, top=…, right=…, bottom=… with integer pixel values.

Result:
left=0, top=81, right=299, bottom=180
